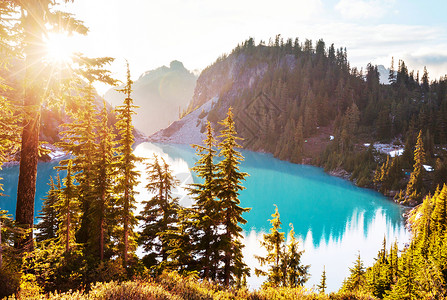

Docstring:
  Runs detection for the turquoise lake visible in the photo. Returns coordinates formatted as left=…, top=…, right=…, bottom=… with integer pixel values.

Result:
left=0, top=142, right=410, bottom=292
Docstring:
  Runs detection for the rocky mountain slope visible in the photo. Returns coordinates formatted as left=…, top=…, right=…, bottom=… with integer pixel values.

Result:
left=151, top=39, right=340, bottom=163
left=105, top=60, right=197, bottom=136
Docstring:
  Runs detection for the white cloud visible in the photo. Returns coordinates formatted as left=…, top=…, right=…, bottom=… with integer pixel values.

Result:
left=57, top=0, right=447, bottom=93
left=335, top=0, right=395, bottom=19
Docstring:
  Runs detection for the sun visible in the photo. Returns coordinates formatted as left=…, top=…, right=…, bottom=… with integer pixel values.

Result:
left=44, top=33, right=74, bottom=63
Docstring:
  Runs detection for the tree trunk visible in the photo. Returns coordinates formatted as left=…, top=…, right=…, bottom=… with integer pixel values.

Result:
left=123, top=185, right=129, bottom=266
left=224, top=211, right=231, bottom=286
left=16, top=102, right=40, bottom=252
left=0, top=220, right=3, bottom=269
left=100, top=191, right=105, bottom=261
left=16, top=2, right=45, bottom=253
left=66, top=202, right=70, bottom=253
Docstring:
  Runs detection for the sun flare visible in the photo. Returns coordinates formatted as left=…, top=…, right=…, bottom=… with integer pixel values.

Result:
left=44, top=33, right=74, bottom=63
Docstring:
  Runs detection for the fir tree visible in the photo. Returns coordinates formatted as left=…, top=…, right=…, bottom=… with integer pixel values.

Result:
left=114, top=62, right=140, bottom=267
left=317, top=266, right=327, bottom=294
left=36, top=175, right=61, bottom=243
left=139, top=155, right=179, bottom=271
left=341, top=252, right=366, bottom=293
left=255, top=205, right=285, bottom=287
left=165, top=207, right=195, bottom=273
left=56, top=160, right=80, bottom=253
left=15, top=1, right=87, bottom=253
left=285, top=224, right=309, bottom=287
left=89, top=101, right=116, bottom=261
left=57, top=55, right=116, bottom=248
left=188, top=121, right=221, bottom=279
left=389, top=57, right=396, bottom=84
left=404, top=130, right=425, bottom=205
left=0, top=98, right=20, bottom=194
left=216, top=107, right=251, bottom=286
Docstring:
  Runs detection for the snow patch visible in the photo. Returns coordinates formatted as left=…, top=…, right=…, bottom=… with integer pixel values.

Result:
left=389, top=149, right=404, bottom=158
left=423, top=165, right=434, bottom=172
left=371, top=143, right=404, bottom=158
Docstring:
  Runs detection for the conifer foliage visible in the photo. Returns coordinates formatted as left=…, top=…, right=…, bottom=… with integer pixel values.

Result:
left=255, top=205, right=309, bottom=288
left=187, top=121, right=220, bottom=280
left=115, top=62, right=141, bottom=267
left=139, top=155, right=179, bottom=271
left=217, top=107, right=251, bottom=286
left=36, top=175, right=62, bottom=243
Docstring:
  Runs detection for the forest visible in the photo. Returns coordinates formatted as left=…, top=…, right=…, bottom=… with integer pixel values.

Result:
left=193, top=35, right=447, bottom=206
left=1, top=1, right=447, bottom=300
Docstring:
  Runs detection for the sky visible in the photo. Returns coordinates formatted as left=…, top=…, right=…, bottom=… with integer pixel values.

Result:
left=58, top=0, right=447, bottom=95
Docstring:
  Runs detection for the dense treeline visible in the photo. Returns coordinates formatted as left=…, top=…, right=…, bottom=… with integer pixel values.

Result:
left=201, top=35, right=447, bottom=204
left=338, top=184, right=447, bottom=299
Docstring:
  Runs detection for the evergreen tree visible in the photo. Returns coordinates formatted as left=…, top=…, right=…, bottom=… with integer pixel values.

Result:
left=15, top=1, right=87, bottom=253
left=36, top=175, right=62, bottom=243
left=285, top=224, right=309, bottom=287
left=56, top=160, right=80, bottom=253
left=389, top=57, right=396, bottom=85
left=57, top=55, right=116, bottom=248
left=404, top=130, right=425, bottom=205
left=0, top=98, right=20, bottom=193
left=216, top=107, right=250, bottom=286
left=165, top=207, right=195, bottom=273
left=139, top=155, right=179, bottom=271
left=188, top=121, right=221, bottom=279
left=341, top=252, right=366, bottom=293
left=89, top=101, right=116, bottom=261
left=255, top=205, right=285, bottom=287
left=114, top=62, right=140, bottom=267
left=317, top=266, right=327, bottom=294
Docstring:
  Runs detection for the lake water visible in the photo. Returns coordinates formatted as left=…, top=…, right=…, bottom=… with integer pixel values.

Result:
left=0, top=142, right=410, bottom=292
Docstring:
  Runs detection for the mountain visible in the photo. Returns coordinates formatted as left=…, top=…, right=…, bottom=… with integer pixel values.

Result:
left=104, top=60, right=197, bottom=136
left=151, top=37, right=447, bottom=192
left=151, top=38, right=351, bottom=162
left=377, top=64, right=391, bottom=84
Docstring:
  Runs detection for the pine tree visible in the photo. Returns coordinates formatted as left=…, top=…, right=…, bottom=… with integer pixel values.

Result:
left=36, top=175, right=61, bottom=243
left=404, top=130, right=425, bottom=205
left=165, top=207, right=195, bottom=273
left=188, top=121, right=221, bottom=279
left=139, top=155, right=179, bottom=271
left=15, top=1, right=87, bottom=253
left=216, top=107, right=251, bottom=286
left=57, top=55, right=116, bottom=247
left=285, top=224, right=309, bottom=287
left=255, top=205, right=285, bottom=287
left=421, top=66, right=429, bottom=94
left=114, top=62, right=140, bottom=267
left=341, top=252, right=366, bottom=293
left=389, top=57, right=396, bottom=85
left=317, top=266, right=327, bottom=294
left=0, top=97, right=20, bottom=194
left=56, top=160, right=80, bottom=253
left=89, top=100, right=116, bottom=261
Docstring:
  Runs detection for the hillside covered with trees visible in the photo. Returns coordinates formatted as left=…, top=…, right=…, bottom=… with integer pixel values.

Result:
left=155, top=35, right=447, bottom=206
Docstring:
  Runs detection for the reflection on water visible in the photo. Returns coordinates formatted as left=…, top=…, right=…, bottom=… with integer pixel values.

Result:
left=150, top=143, right=410, bottom=291
left=0, top=142, right=410, bottom=292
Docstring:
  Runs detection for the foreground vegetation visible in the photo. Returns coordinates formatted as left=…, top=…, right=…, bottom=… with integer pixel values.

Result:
left=1, top=1, right=447, bottom=299
left=3, top=272, right=336, bottom=300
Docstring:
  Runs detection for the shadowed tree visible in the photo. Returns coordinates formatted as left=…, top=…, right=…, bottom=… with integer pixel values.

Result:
left=115, top=62, right=141, bottom=267
left=217, top=107, right=251, bottom=286
left=15, top=0, right=88, bottom=252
